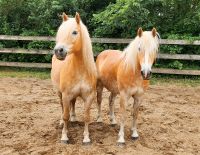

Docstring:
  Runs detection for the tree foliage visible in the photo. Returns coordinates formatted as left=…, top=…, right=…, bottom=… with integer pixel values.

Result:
left=92, top=0, right=200, bottom=38
left=0, top=0, right=199, bottom=38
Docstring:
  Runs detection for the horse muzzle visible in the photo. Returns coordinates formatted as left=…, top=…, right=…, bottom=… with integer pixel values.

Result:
left=141, top=70, right=152, bottom=80
left=54, top=47, right=68, bottom=60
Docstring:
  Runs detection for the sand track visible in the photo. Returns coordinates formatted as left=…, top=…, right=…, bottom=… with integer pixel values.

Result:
left=0, top=78, right=200, bottom=155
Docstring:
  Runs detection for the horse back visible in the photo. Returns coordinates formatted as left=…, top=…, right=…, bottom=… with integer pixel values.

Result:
left=96, top=50, right=123, bottom=76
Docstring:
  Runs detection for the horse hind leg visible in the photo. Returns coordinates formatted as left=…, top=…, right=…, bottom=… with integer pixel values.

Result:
left=96, top=80, right=103, bottom=122
left=109, top=93, right=117, bottom=125
left=58, top=91, right=64, bottom=126
left=70, top=98, right=77, bottom=122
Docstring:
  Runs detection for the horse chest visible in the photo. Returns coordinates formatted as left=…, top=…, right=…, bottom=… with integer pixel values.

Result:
left=71, top=80, right=91, bottom=95
left=128, top=86, right=144, bottom=96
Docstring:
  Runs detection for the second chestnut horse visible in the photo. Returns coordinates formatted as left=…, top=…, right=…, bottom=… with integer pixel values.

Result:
left=96, top=28, right=160, bottom=144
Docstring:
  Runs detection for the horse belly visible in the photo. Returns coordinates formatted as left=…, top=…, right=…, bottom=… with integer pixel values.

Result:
left=100, top=76, right=119, bottom=94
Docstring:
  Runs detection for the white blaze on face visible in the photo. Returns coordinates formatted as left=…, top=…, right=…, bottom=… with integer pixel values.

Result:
left=141, top=52, right=152, bottom=78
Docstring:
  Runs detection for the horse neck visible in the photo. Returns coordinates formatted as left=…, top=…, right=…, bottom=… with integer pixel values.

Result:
left=72, top=49, right=84, bottom=67
left=121, top=48, right=143, bottom=82
left=71, top=23, right=97, bottom=78
left=123, top=58, right=141, bottom=77
left=123, top=41, right=140, bottom=74
left=71, top=48, right=96, bottom=79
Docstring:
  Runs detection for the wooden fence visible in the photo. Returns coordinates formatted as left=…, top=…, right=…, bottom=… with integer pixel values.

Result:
left=0, top=35, right=200, bottom=75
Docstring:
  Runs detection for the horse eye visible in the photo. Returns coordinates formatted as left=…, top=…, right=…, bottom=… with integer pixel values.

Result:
left=138, top=42, right=141, bottom=51
left=72, top=31, right=78, bottom=35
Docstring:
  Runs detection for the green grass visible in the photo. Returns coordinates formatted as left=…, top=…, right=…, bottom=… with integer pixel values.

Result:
left=0, top=67, right=200, bottom=87
left=0, top=67, right=50, bottom=79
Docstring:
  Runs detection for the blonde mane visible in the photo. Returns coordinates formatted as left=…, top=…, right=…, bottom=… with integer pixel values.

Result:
left=80, top=21, right=97, bottom=78
left=123, top=31, right=159, bottom=71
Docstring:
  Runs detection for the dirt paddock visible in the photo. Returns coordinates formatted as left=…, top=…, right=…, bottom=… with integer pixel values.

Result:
left=0, top=77, right=199, bottom=155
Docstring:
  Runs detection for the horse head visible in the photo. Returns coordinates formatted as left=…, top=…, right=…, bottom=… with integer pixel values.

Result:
left=54, top=12, right=82, bottom=60
left=136, top=28, right=159, bottom=80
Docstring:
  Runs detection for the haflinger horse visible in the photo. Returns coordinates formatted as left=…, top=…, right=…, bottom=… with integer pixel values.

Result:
left=96, top=28, right=159, bottom=144
left=51, top=12, right=97, bottom=144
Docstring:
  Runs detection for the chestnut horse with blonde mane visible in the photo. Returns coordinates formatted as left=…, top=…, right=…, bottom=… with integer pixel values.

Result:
left=96, top=28, right=159, bottom=144
left=51, top=12, right=97, bottom=144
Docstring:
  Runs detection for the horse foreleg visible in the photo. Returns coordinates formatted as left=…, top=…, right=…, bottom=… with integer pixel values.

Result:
left=109, top=93, right=117, bottom=125
left=117, top=93, right=129, bottom=144
left=82, top=92, right=94, bottom=144
left=96, top=80, right=103, bottom=122
left=61, top=95, right=71, bottom=144
left=70, top=98, right=77, bottom=122
left=58, top=91, right=64, bottom=126
left=131, top=96, right=141, bottom=140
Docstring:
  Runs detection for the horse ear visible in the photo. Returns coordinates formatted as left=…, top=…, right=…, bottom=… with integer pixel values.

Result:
left=152, top=27, right=157, bottom=37
left=137, top=27, right=143, bottom=37
left=62, top=12, right=68, bottom=21
left=75, top=12, right=80, bottom=24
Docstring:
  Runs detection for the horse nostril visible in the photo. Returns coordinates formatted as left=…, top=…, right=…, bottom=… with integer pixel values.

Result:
left=59, top=48, right=64, bottom=53
left=54, top=46, right=67, bottom=60
left=54, top=48, right=64, bottom=54
left=147, top=71, right=152, bottom=79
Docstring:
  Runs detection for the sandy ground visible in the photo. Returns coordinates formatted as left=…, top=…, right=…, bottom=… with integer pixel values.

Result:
left=0, top=77, right=200, bottom=155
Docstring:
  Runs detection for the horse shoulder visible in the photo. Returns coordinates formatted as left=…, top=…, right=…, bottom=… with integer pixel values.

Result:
left=117, top=65, right=134, bottom=90
left=51, top=55, right=67, bottom=90
left=117, top=64, right=145, bottom=96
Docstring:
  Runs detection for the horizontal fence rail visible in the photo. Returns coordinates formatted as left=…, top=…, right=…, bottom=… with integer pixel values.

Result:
left=153, top=68, right=200, bottom=76
left=1, top=48, right=200, bottom=61
left=0, top=35, right=55, bottom=41
left=0, top=48, right=52, bottom=55
left=0, top=61, right=200, bottom=75
left=0, top=62, right=51, bottom=68
left=0, top=35, right=200, bottom=75
left=1, top=35, right=200, bottom=45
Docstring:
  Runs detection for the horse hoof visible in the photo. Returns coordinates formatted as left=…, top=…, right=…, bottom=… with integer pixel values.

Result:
left=110, top=124, right=117, bottom=127
left=131, top=136, right=139, bottom=141
left=110, top=119, right=117, bottom=125
left=70, top=117, right=77, bottom=122
left=96, top=117, right=103, bottom=123
left=117, top=142, right=126, bottom=147
left=61, top=140, right=69, bottom=144
left=59, top=124, right=64, bottom=129
left=82, top=141, right=91, bottom=146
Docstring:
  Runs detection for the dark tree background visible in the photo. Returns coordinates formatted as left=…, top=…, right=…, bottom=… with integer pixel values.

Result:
left=0, top=0, right=200, bottom=69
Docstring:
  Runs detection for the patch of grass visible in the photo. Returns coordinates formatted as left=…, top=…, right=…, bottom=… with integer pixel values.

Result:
left=0, top=67, right=50, bottom=79
left=151, top=74, right=200, bottom=87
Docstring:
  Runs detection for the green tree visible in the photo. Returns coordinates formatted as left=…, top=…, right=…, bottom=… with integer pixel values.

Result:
left=92, top=0, right=150, bottom=37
